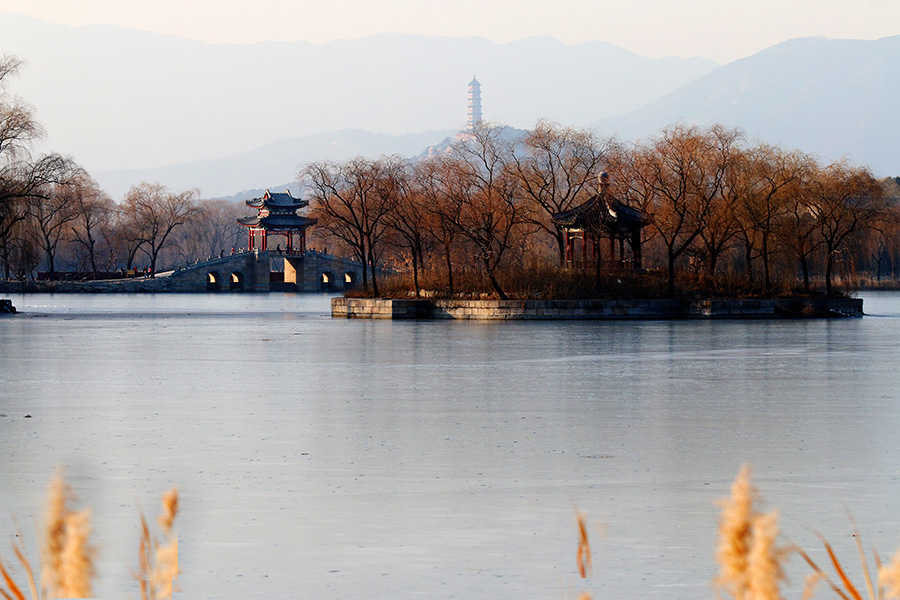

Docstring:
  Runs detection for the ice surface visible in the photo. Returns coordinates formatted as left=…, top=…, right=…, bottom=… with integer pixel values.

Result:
left=2, top=292, right=900, bottom=599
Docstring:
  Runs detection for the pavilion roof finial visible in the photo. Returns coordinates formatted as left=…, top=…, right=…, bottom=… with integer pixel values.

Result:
left=599, top=171, right=610, bottom=195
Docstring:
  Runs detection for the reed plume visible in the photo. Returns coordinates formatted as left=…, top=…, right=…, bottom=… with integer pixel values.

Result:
left=880, top=544, right=900, bottom=599
left=57, top=510, right=93, bottom=598
left=41, top=469, right=94, bottom=599
left=0, top=470, right=95, bottom=600
left=715, top=465, right=787, bottom=600
left=746, top=510, right=785, bottom=600
left=1, top=472, right=182, bottom=600
left=158, top=488, right=178, bottom=536
left=138, top=487, right=179, bottom=600
left=41, top=469, right=70, bottom=595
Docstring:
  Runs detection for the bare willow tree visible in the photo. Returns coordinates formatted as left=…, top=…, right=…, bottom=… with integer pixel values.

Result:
left=806, top=161, right=884, bottom=296
left=28, top=175, right=83, bottom=277
left=433, top=124, right=532, bottom=299
left=170, top=198, right=245, bottom=263
left=737, top=145, right=808, bottom=292
left=623, top=124, right=733, bottom=294
left=512, top=120, right=612, bottom=262
left=413, top=157, right=463, bottom=295
left=866, top=179, right=900, bottom=280
left=303, top=156, right=403, bottom=295
left=780, top=165, right=823, bottom=293
left=121, top=182, right=199, bottom=277
left=69, top=175, right=115, bottom=278
left=0, top=54, right=40, bottom=250
left=385, top=163, right=431, bottom=297
left=695, top=126, right=744, bottom=280
left=0, top=54, right=78, bottom=278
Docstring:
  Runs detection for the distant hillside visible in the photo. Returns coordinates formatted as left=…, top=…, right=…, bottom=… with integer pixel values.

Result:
left=597, top=36, right=900, bottom=175
left=93, top=129, right=456, bottom=199
left=0, top=14, right=718, bottom=172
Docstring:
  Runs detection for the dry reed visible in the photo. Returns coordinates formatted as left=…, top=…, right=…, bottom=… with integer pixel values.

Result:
left=746, top=510, right=785, bottom=600
left=576, top=511, right=592, bottom=579
left=574, top=510, right=593, bottom=600
left=0, top=470, right=95, bottom=600
left=716, top=465, right=900, bottom=600
left=715, top=465, right=788, bottom=600
left=0, top=472, right=180, bottom=600
left=137, top=487, right=179, bottom=600
left=41, top=469, right=94, bottom=599
left=794, top=513, right=887, bottom=600
left=9, top=465, right=900, bottom=600
left=879, top=544, right=900, bottom=599
left=41, top=469, right=69, bottom=595
left=57, top=510, right=93, bottom=599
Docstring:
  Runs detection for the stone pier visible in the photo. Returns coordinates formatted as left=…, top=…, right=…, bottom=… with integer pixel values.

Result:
left=332, top=297, right=864, bottom=320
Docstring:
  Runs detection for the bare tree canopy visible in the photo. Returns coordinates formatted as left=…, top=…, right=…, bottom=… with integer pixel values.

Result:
left=512, top=120, right=613, bottom=262
left=1, top=55, right=81, bottom=279
left=121, top=182, right=199, bottom=277
left=302, top=156, right=403, bottom=296
left=0, top=92, right=895, bottom=297
left=432, top=124, right=533, bottom=299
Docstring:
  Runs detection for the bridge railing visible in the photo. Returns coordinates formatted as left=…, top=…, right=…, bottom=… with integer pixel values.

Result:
left=165, top=248, right=384, bottom=277
left=168, top=250, right=256, bottom=275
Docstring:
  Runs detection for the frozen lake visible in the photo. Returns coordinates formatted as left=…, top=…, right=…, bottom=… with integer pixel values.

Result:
left=2, top=291, right=900, bottom=599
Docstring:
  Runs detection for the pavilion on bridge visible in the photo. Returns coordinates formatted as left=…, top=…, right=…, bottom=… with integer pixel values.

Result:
left=237, top=189, right=317, bottom=254
left=551, top=173, right=650, bottom=270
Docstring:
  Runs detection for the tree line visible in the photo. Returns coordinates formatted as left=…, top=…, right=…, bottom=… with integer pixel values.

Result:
left=3, top=51, right=899, bottom=296
left=0, top=55, right=246, bottom=280
left=304, top=121, right=900, bottom=299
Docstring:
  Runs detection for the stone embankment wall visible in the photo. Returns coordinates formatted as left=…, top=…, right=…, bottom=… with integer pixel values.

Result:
left=332, top=297, right=864, bottom=319
left=0, top=275, right=215, bottom=293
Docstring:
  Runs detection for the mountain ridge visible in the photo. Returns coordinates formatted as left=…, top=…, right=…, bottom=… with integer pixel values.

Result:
left=93, top=128, right=458, bottom=199
left=0, top=13, right=718, bottom=171
left=596, top=35, right=900, bottom=174
left=5, top=14, right=898, bottom=196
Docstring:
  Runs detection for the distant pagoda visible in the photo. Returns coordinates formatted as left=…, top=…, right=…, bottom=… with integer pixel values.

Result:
left=237, top=189, right=316, bottom=253
left=467, top=76, right=482, bottom=131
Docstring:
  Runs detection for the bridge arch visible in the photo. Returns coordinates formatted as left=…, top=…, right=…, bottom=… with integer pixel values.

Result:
left=320, top=271, right=336, bottom=292
left=206, top=271, right=222, bottom=292
left=230, top=271, right=245, bottom=292
left=343, top=271, right=358, bottom=290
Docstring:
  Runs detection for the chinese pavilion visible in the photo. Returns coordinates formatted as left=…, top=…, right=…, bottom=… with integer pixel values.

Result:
left=237, top=189, right=316, bottom=253
left=551, top=173, right=650, bottom=270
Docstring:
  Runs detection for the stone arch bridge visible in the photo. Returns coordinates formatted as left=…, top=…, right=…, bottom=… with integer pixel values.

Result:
left=158, top=250, right=368, bottom=293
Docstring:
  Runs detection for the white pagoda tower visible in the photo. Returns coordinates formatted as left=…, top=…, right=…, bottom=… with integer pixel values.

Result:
left=467, top=76, right=482, bottom=131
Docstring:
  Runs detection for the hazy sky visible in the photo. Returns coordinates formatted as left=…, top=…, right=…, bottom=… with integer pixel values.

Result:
left=0, top=0, right=898, bottom=63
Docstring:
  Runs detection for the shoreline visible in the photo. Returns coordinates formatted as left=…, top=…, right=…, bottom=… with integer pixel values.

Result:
left=331, top=297, right=864, bottom=320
